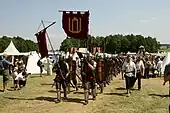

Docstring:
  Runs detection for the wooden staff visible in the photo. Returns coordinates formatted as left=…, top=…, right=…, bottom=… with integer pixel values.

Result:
left=41, top=20, right=67, bottom=87
left=35, top=21, right=56, bottom=35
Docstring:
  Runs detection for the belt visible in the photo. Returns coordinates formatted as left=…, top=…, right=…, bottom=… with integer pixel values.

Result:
left=125, top=71, right=133, bottom=74
left=88, top=77, right=96, bottom=80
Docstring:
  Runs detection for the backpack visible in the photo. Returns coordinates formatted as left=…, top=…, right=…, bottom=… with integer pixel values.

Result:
left=0, top=60, right=4, bottom=69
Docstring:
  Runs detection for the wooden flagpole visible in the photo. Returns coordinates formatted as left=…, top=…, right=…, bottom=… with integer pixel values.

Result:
left=35, top=21, right=56, bottom=35
left=41, top=20, right=56, bottom=54
left=41, top=20, right=75, bottom=88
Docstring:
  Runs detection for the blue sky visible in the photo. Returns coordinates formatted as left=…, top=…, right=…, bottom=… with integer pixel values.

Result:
left=0, top=0, right=170, bottom=49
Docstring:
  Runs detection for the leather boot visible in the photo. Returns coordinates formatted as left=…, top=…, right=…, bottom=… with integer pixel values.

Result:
left=104, top=81, right=106, bottom=87
left=55, top=89, right=61, bottom=103
left=126, top=89, right=130, bottom=97
left=75, top=85, right=79, bottom=91
left=92, top=88, right=96, bottom=100
left=100, top=83, right=103, bottom=94
left=67, top=84, right=70, bottom=94
left=63, top=88, right=68, bottom=101
left=84, top=90, right=89, bottom=105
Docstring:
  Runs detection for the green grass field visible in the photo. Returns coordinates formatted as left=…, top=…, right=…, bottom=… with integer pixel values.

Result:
left=159, top=48, right=170, bottom=52
left=0, top=74, right=169, bottom=113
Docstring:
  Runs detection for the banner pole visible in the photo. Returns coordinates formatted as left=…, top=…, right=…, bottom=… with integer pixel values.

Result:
left=35, top=22, right=56, bottom=35
left=41, top=20, right=56, bottom=55
left=41, top=20, right=68, bottom=87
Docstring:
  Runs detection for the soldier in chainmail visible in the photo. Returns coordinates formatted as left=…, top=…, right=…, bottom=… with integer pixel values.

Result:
left=53, top=55, right=68, bottom=103
left=83, top=53, right=97, bottom=105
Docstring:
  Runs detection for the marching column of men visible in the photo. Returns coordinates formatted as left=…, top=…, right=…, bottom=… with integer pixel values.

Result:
left=52, top=49, right=148, bottom=104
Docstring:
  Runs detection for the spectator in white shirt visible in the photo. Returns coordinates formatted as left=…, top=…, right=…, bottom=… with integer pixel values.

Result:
left=122, top=55, right=136, bottom=97
left=156, top=58, right=163, bottom=77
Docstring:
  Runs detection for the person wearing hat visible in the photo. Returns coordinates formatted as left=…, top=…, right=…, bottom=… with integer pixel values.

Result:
left=122, top=55, right=137, bottom=96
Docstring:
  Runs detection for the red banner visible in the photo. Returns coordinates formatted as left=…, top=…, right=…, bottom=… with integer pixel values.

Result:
left=35, top=29, right=48, bottom=58
left=62, top=11, right=89, bottom=40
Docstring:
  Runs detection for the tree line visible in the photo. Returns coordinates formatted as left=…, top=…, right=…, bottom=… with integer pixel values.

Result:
left=60, top=34, right=160, bottom=54
left=0, top=36, right=38, bottom=53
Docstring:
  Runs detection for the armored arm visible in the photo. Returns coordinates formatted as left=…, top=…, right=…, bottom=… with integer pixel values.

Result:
left=87, top=61, right=96, bottom=71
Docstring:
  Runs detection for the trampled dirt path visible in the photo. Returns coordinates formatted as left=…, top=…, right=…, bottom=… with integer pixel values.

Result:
left=0, top=75, right=169, bottom=113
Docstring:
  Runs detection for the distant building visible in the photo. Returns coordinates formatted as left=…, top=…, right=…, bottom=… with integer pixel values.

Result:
left=160, top=44, right=170, bottom=49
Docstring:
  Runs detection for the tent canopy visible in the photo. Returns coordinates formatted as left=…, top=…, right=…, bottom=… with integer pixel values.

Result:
left=3, top=41, right=20, bottom=55
left=161, top=52, right=170, bottom=74
left=26, top=52, right=47, bottom=74
left=78, top=48, right=89, bottom=54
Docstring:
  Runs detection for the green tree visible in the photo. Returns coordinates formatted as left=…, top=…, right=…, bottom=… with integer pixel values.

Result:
left=59, top=34, right=160, bottom=53
left=0, top=36, right=38, bottom=53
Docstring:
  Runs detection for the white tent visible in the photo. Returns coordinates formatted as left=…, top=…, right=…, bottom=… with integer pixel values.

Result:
left=161, top=52, right=170, bottom=74
left=0, top=41, right=30, bottom=56
left=3, top=41, right=20, bottom=55
left=72, top=52, right=79, bottom=61
left=26, top=51, right=46, bottom=74
left=78, top=48, right=89, bottom=54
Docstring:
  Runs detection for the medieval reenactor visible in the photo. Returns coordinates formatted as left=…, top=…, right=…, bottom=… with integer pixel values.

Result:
left=122, top=55, right=137, bottom=97
left=80, top=57, right=86, bottom=88
left=103, top=54, right=109, bottom=87
left=163, top=63, right=170, bottom=85
left=37, top=59, right=44, bottom=77
left=72, top=51, right=80, bottom=91
left=144, top=57, right=150, bottom=79
left=53, top=55, right=68, bottom=103
left=95, top=53, right=104, bottom=93
left=67, top=56, right=72, bottom=93
left=107, top=58, right=113, bottom=83
left=137, top=45, right=145, bottom=57
left=83, top=53, right=97, bottom=105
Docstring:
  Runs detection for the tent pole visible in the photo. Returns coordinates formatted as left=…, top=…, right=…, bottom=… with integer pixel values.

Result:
left=41, top=20, right=56, bottom=55
left=41, top=20, right=68, bottom=87
left=35, top=21, right=56, bottom=35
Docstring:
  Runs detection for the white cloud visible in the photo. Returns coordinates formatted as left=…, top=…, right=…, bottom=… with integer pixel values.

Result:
left=139, top=17, right=157, bottom=23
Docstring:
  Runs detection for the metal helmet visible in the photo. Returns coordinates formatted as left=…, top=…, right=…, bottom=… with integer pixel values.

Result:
left=59, top=55, right=64, bottom=61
